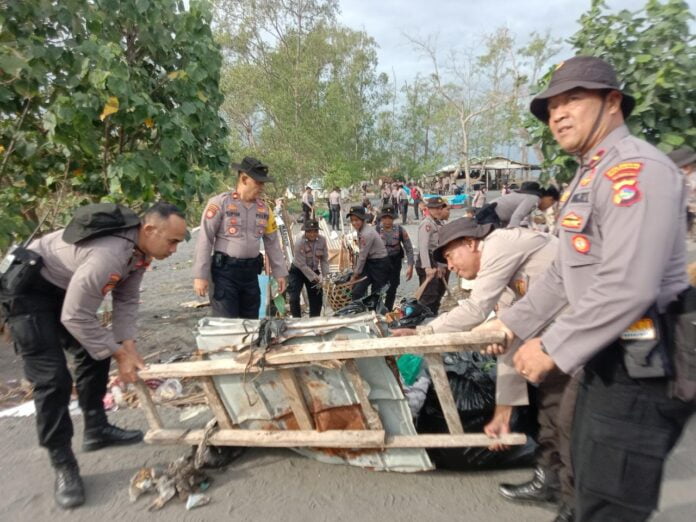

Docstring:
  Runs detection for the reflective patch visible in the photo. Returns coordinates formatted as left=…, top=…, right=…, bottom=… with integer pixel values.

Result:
left=101, top=273, right=121, bottom=295
left=604, top=161, right=643, bottom=181
left=621, top=317, right=656, bottom=341
left=205, top=204, right=220, bottom=219
left=571, top=235, right=590, bottom=254
left=265, top=210, right=278, bottom=234
left=561, top=212, right=583, bottom=229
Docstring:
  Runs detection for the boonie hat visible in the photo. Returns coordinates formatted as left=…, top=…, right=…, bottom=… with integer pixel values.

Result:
left=426, top=196, right=448, bottom=209
left=432, top=217, right=495, bottom=264
left=303, top=219, right=320, bottom=231
left=230, top=156, right=274, bottom=182
left=346, top=205, right=367, bottom=220
left=380, top=206, right=398, bottom=218
left=530, top=56, right=635, bottom=123
left=516, top=181, right=543, bottom=197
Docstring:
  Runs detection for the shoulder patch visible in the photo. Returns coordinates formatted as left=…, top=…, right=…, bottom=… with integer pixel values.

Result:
left=101, top=273, right=121, bottom=295
left=205, top=203, right=220, bottom=219
left=604, top=162, right=643, bottom=181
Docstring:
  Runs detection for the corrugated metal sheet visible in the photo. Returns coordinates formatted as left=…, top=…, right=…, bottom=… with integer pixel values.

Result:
left=196, top=315, right=433, bottom=472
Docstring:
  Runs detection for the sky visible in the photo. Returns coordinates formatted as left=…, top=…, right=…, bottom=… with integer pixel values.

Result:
left=338, top=0, right=696, bottom=83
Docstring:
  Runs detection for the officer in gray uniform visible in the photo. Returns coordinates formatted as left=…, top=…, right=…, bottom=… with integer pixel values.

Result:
left=485, top=181, right=559, bottom=228
left=287, top=219, right=330, bottom=317
left=0, top=202, right=187, bottom=509
left=375, top=206, right=414, bottom=310
left=193, top=157, right=288, bottom=319
left=347, top=205, right=390, bottom=301
left=484, top=56, right=693, bottom=522
left=416, top=196, right=450, bottom=314
left=393, top=218, right=577, bottom=520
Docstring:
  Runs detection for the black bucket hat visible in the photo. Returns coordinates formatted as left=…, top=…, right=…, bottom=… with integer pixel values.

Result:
left=230, top=156, right=274, bottom=182
left=516, top=181, right=543, bottom=197
left=63, top=203, right=140, bottom=244
left=303, top=219, right=320, bottom=231
left=433, top=217, right=494, bottom=263
left=380, top=206, right=398, bottom=218
left=426, top=196, right=448, bottom=209
left=530, top=56, right=635, bottom=123
left=346, top=205, right=367, bottom=221
left=668, top=147, right=696, bottom=168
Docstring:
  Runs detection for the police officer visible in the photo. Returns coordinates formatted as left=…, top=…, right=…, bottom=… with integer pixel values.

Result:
left=301, top=186, right=314, bottom=223
left=483, top=181, right=559, bottom=228
left=0, top=202, right=187, bottom=508
left=416, top=196, right=450, bottom=314
left=347, top=205, right=390, bottom=301
left=394, top=218, right=577, bottom=521
left=375, top=206, right=414, bottom=310
left=193, top=157, right=288, bottom=319
left=287, top=219, right=329, bottom=317
left=482, top=56, right=694, bottom=521
left=668, top=147, right=696, bottom=235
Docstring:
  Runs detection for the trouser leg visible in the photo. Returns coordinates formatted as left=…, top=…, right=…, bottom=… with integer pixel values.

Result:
left=366, top=257, right=390, bottom=296
left=573, top=349, right=693, bottom=522
left=306, top=277, right=323, bottom=317
left=351, top=276, right=369, bottom=301
left=71, top=342, right=111, bottom=429
left=416, top=267, right=447, bottom=315
left=238, top=270, right=261, bottom=319
left=558, top=372, right=581, bottom=506
left=535, top=369, right=570, bottom=478
left=211, top=264, right=241, bottom=318
left=413, top=202, right=419, bottom=220
left=7, top=301, right=74, bottom=450
left=287, top=267, right=305, bottom=318
left=384, top=255, right=402, bottom=310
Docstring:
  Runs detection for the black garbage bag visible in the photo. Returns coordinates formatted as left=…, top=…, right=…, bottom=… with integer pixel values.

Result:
left=334, top=286, right=388, bottom=316
left=416, top=352, right=537, bottom=470
left=387, top=297, right=434, bottom=329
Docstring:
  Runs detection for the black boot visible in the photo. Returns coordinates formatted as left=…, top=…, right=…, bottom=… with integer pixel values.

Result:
left=49, top=447, right=85, bottom=509
left=82, top=408, right=143, bottom=451
left=553, top=502, right=575, bottom=522
left=498, top=465, right=560, bottom=504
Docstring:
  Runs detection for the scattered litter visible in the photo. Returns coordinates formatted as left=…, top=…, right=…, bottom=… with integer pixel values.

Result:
left=129, top=467, right=157, bottom=502
left=180, top=299, right=211, bottom=309
left=148, top=476, right=176, bottom=511
left=185, top=493, right=210, bottom=510
left=179, top=405, right=209, bottom=422
left=153, top=379, right=183, bottom=402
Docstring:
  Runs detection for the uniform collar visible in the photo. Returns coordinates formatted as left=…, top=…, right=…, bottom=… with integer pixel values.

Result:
left=580, top=124, right=630, bottom=167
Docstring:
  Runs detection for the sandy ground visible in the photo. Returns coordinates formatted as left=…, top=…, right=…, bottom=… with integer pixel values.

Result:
left=0, top=203, right=695, bottom=521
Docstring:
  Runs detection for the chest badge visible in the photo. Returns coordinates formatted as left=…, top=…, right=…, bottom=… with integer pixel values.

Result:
left=571, top=234, right=590, bottom=254
left=561, top=212, right=583, bottom=229
left=228, top=226, right=238, bottom=235
left=560, top=191, right=570, bottom=203
left=580, top=168, right=595, bottom=187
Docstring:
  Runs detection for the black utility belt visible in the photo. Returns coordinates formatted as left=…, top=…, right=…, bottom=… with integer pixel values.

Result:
left=213, top=252, right=263, bottom=272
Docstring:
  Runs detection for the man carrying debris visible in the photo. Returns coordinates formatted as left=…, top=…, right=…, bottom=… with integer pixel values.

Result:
left=0, top=202, right=187, bottom=509
left=375, top=206, right=414, bottom=311
left=393, top=217, right=577, bottom=522
left=193, top=156, right=288, bottom=319
left=347, top=205, right=390, bottom=301
left=415, top=196, right=450, bottom=315
left=287, top=219, right=330, bottom=317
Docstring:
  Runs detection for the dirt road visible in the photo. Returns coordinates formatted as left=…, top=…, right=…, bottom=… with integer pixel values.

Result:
left=0, top=207, right=694, bottom=521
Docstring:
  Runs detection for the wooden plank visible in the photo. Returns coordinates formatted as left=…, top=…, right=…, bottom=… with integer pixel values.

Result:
left=145, top=429, right=386, bottom=448
left=385, top=434, right=527, bottom=448
left=424, top=353, right=464, bottom=435
left=279, top=369, right=314, bottom=430
left=343, top=361, right=383, bottom=430
left=138, top=331, right=506, bottom=379
left=199, top=376, right=235, bottom=429
left=134, top=380, right=163, bottom=430
left=144, top=429, right=525, bottom=448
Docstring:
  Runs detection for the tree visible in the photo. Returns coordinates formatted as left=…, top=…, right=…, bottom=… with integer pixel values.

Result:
left=527, top=0, right=696, bottom=182
left=0, top=0, right=229, bottom=249
left=213, top=0, right=388, bottom=194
